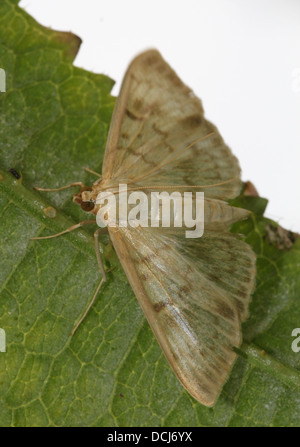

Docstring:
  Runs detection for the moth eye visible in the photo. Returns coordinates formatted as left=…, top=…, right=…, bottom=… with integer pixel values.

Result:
left=81, top=201, right=95, bottom=212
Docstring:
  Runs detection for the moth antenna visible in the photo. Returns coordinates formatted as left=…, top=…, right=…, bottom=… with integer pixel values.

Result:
left=34, top=182, right=85, bottom=192
left=83, top=167, right=102, bottom=179
left=30, top=220, right=96, bottom=240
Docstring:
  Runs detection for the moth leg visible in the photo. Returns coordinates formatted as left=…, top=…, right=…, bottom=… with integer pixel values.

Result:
left=71, top=276, right=104, bottom=336
left=71, top=227, right=108, bottom=336
left=30, top=220, right=96, bottom=240
left=34, top=182, right=85, bottom=192
left=94, top=227, right=108, bottom=280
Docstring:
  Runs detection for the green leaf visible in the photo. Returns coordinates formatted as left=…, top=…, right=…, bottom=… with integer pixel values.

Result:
left=0, top=0, right=299, bottom=427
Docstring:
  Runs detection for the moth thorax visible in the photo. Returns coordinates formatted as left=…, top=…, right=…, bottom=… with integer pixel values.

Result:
left=81, top=190, right=94, bottom=202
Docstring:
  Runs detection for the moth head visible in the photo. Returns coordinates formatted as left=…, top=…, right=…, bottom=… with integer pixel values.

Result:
left=73, top=186, right=96, bottom=213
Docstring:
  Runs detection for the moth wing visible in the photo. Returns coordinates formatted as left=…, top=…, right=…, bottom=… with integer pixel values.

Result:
left=102, top=50, right=242, bottom=200
left=108, top=224, right=255, bottom=406
left=103, top=49, right=256, bottom=405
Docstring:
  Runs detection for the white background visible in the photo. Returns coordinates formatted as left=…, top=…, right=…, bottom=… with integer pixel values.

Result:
left=19, top=0, right=300, bottom=231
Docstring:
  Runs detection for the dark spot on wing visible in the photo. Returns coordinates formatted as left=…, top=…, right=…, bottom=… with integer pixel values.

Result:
left=171, top=351, right=179, bottom=362
left=217, top=302, right=235, bottom=321
left=198, top=382, right=213, bottom=397
left=152, top=123, right=168, bottom=137
left=126, top=146, right=157, bottom=167
left=139, top=273, right=148, bottom=281
left=144, top=53, right=161, bottom=67
left=182, top=114, right=202, bottom=129
left=236, top=300, right=246, bottom=315
left=167, top=71, right=182, bottom=87
left=140, top=253, right=158, bottom=265
left=153, top=302, right=166, bottom=313
left=178, top=285, right=190, bottom=295
left=133, top=98, right=143, bottom=111
left=126, top=108, right=143, bottom=121
left=208, top=273, right=219, bottom=283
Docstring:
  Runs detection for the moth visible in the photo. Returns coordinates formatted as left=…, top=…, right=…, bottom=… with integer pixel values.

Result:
left=32, top=50, right=256, bottom=406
